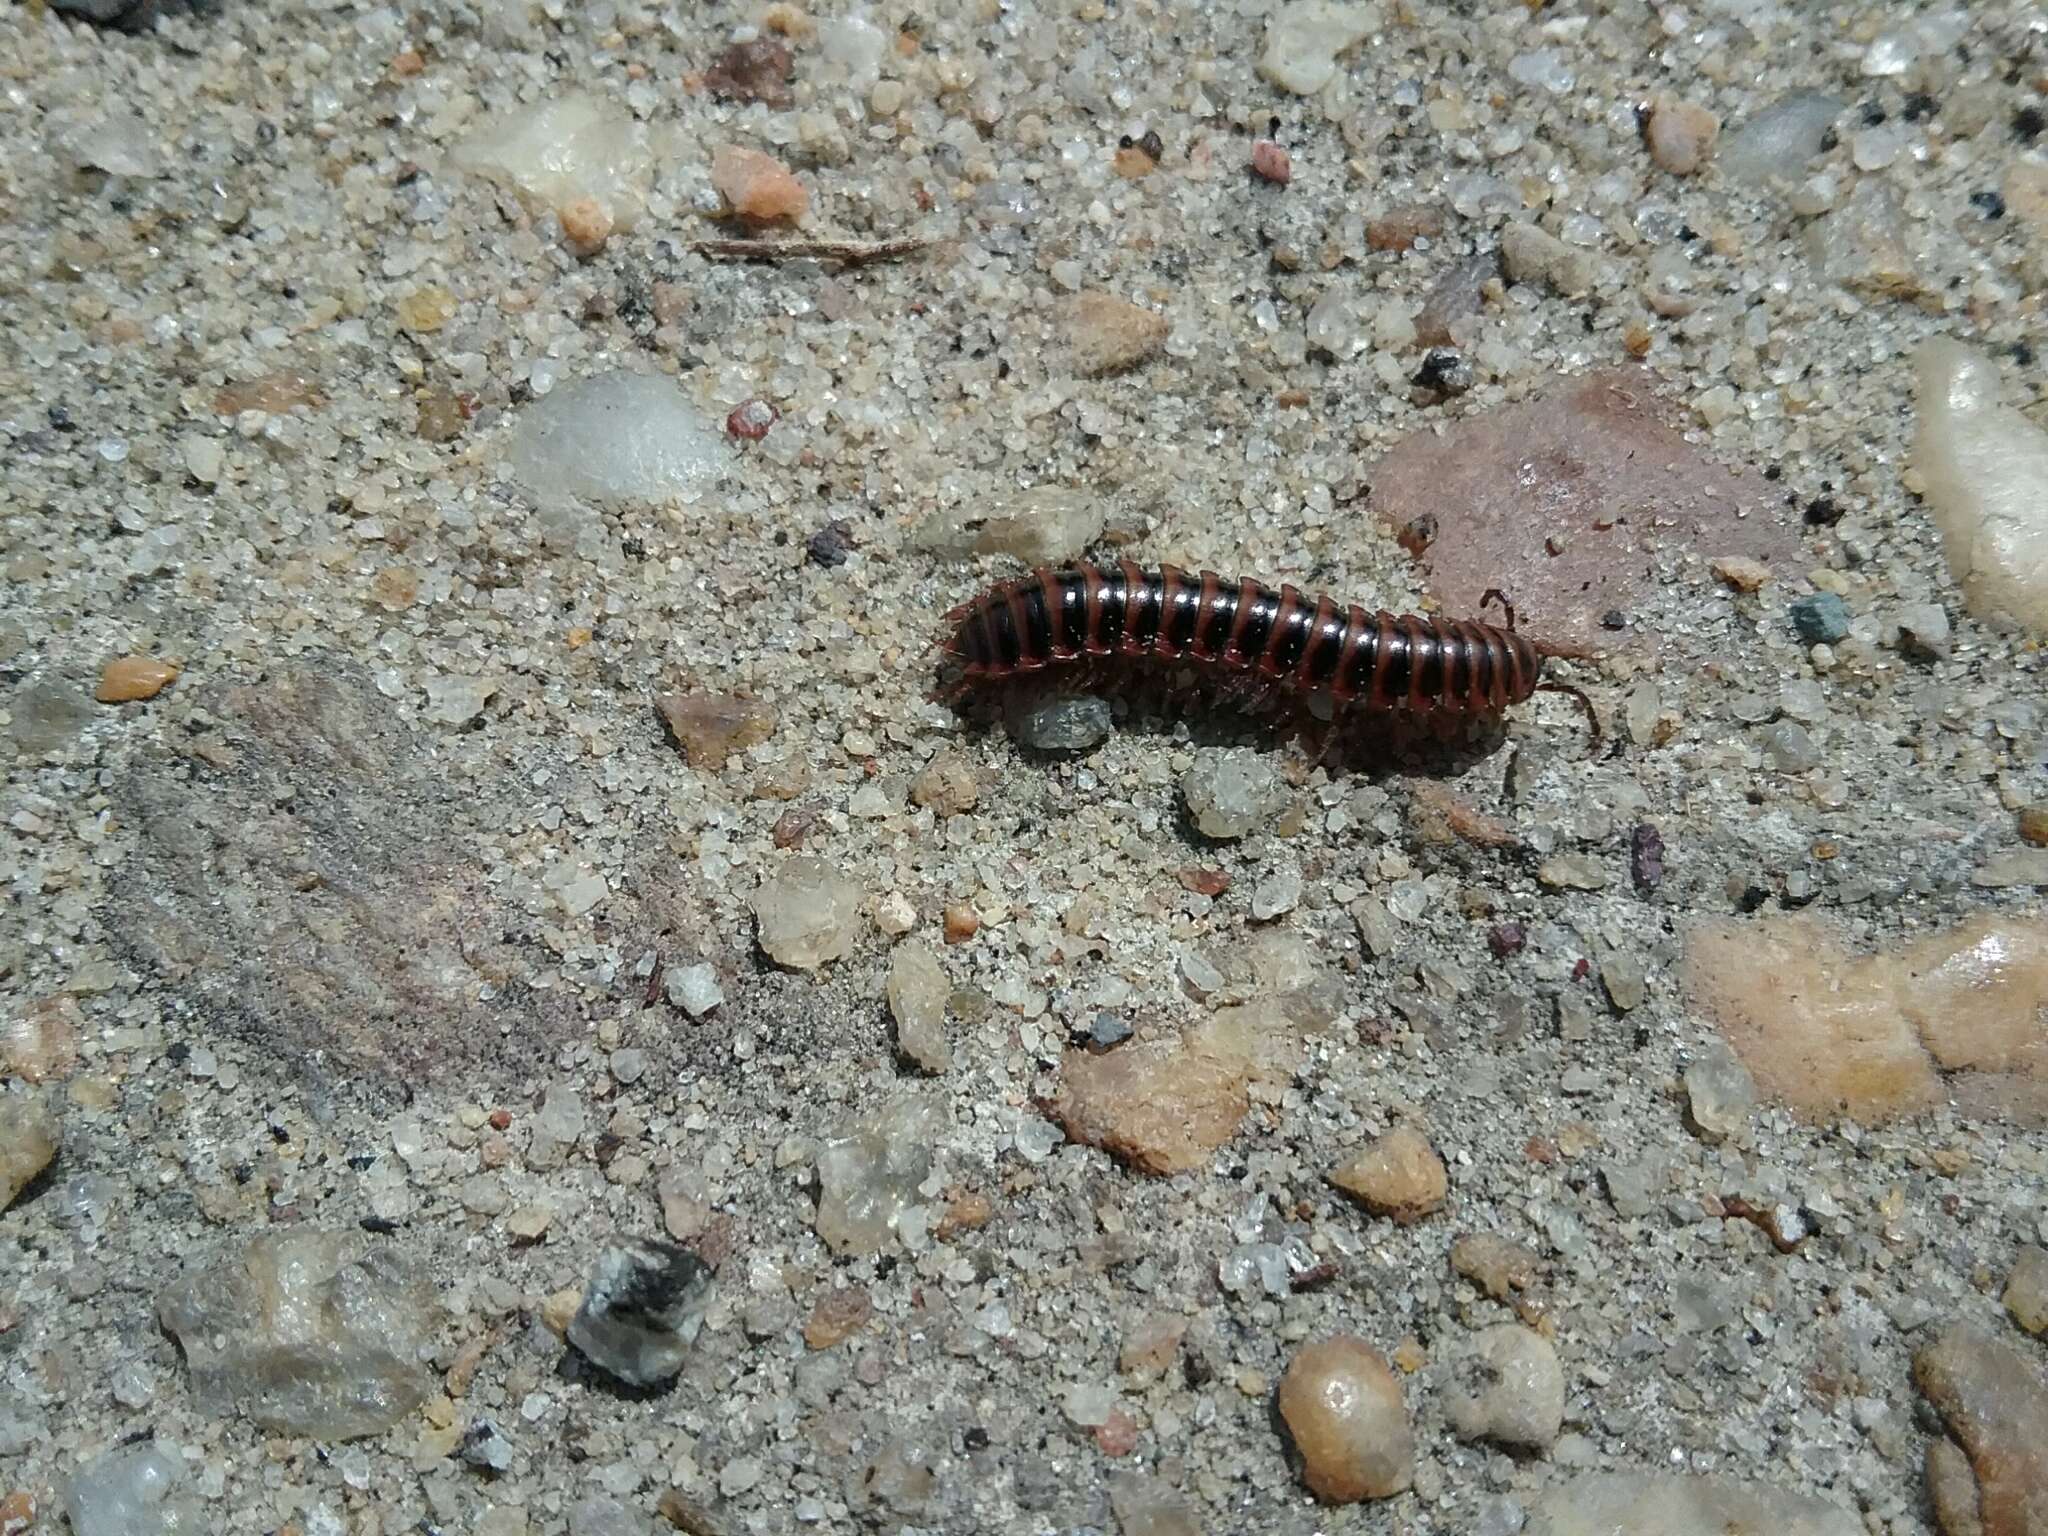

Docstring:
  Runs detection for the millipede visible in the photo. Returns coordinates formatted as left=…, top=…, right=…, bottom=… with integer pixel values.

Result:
left=939, top=561, right=1599, bottom=744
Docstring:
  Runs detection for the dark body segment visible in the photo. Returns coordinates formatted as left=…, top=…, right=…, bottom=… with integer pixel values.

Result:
left=945, top=563, right=1548, bottom=722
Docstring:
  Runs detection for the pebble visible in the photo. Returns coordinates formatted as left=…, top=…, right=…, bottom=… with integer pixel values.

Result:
left=814, top=1093, right=942, bottom=1255
left=61, top=1441, right=200, bottom=1536
left=1445, top=1324, right=1565, bottom=1450
left=1788, top=592, right=1850, bottom=643
left=1912, top=1324, right=2048, bottom=1536
left=1600, top=953, right=1647, bottom=1012
left=1683, top=1042, right=1756, bottom=1143
left=453, top=93, right=658, bottom=245
left=859, top=1440, right=935, bottom=1517
left=710, top=145, right=807, bottom=225
left=1719, top=92, right=1844, bottom=186
left=1894, top=601, right=1952, bottom=660
left=1328, top=1127, right=1448, bottom=1224
left=909, top=751, right=980, bottom=816
left=1258, top=0, right=1375, bottom=95
left=1686, top=912, right=2048, bottom=1123
left=1413, top=251, right=1496, bottom=347
left=1108, top=1473, right=1202, bottom=1536
left=0, top=1003, right=75, bottom=1089
left=1250, top=866, right=1302, bottom=921
left=1367, top=204, right=1443, bottom=251
left=1250, top=140, right=1292, bottom=185
left=887, top=942, right=952, bottom=1074
left=914, top=486, right=1105, bottom=565
left=2018, top=807, right=2048, bottom=848
left=507, top=370, right=730, bottom=510
left=156, top=1230, right=437, bottom=1437
left=1710, top=555, right=1772, bottom=592
left=659, top=696, right=778, bottom=774
left=1525, top=1472, right=1863, bottom=1536
left=1276, top=1336, right=1414, bottom=1503
left=2004, top=1247, right=2048, bottom=1335
left=1805, top=178, right=1918, bottom=298
left=423, top=675, right=498, bottom=726
left=1499, top=223, right=1593, bottom=298
left=1182, top=749, right=1284, bottom=839
left=566, top=1240, right=713, bottom=1387
left=753, top=856, right=863, bottom=969
left=94, top=656, right=178, bottom=703
left=1645, top=97, right=1721, bottom=175
left=1760, top=721, right=1819, bottom=774
left=1451, top=1232, right=1541, bottom=1305
left=0, top=1091, right=57, bottom=1213
left=1630, top=823, right=1665, bottom=893
left=703, top=37, right=794, bottom=108
left=664, top=962, right=723, bottom=1018
left=1066, top=291, right=1169, bottom=376
left=1007, top=693, right=1113, bottom=752
left=1536, top=854, right=1610, bottom=891
left=1912, top=357, right=2048, bottom=627
left=803, top=1285, right=873, bottom=1351
left=1052, top=1007, right=1289, bottom=1175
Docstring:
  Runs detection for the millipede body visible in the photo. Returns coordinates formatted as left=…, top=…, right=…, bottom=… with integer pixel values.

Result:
left=942, top=562, right=1577, bottom=726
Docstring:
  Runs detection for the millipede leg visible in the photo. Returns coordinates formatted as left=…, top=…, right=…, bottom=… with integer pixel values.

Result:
left=1480, top=588, right=1516, bottom=631
left=1536, top=681, right=1602, bottom=749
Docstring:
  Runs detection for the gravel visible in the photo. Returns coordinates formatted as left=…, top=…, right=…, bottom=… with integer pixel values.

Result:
left=4, top=0, right=2045, bottom=1530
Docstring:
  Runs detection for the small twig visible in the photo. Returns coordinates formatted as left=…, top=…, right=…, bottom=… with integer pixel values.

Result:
left=689, top=235, right=932, bottom=267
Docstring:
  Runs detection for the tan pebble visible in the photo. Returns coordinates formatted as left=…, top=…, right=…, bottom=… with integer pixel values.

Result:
left=2005, top=1245, right=2048, bottom=1335
left=711, top=145, right=809, bottom=225
left=1328, top=1125, right=1448, bottom=1224
left=395, top=285, right=456, bottom=335
left=1365, top=203, right=1442, bottom=252
left=1277, top=1336, right=1415, bottom=1503
left=1684, top=912, right=2048, bottom=1124
left=539, top=1285, right=583, bottom=1338
left=1622, top=320, right=1653, bottom=358
left=656, top=688, right=777, bottom=769
left=213, top=368, right=323, bottom=415
left=1390, top=1337, right=1427, bottom=1373
left=1646, top=96, right=1721, bottom=176
left=2, top=996, right=82, bottom=1083
left=1112, top=143, right=1157, bottom=179
left=1710, top=554, right=1773, bottom=592
left=1235, top=1368, right=1269, bottom=1397
left=504, top=1204, right=552, bottom=1241
left=373, top=565, right=420, bottom=609
left=2004, top=158, right=2048, bottom=241
left=95, top=656, right=179, bottom=703
left=942, top=902, right=980, bottom=943
left=1250, top=139, right=1292, bottom=184
left=1119, top=1316, right=1187, bottom=1378
left=1065, top=291, right=1169, bottom=377
left=910, top=751, right=980, bottom=816
left=935, top=1188, right=992, bottom=1239
left=803, top=1284, right=873, bottom=1349
left=1450, top=1232, right=1541, bottom=1302
left=557, top=196, right=614, bottom=256
left=2018, top=806, right=2048, bottom=847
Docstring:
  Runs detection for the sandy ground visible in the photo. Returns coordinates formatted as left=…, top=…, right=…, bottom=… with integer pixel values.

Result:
left=3, top=0, right=2046, bottom=1533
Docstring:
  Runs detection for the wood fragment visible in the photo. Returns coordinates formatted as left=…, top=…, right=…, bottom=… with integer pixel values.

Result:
left=689, top=235, right=932, bottom=267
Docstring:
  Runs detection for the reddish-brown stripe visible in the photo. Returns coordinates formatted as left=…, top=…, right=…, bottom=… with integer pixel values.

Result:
left=1082, top=563, right=1108, bottom=655
left=1190, top=569, right=1224, bottom=659
left=1004, top=580, right=1041, bottom=671
left=1296, top=595, right=1338, bottom=685
left=1401, top=616, right=1430, bottom=711
left=1367, top=611, right=1397, bottom=707
left=1117, top=558, right=1148, bottom=656
left=1332, top=604, right=1371, bottom=702
left=1223, top=576, right=1261, bottom=663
